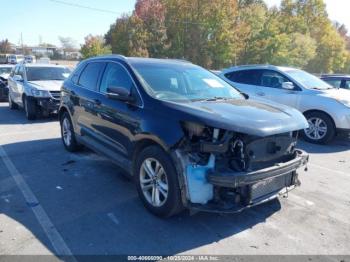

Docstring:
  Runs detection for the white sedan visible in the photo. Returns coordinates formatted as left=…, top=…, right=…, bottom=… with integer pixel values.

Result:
left=219, top=65, right=350, bottom=144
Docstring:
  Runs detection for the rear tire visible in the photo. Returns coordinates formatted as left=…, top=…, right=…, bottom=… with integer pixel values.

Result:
left=24, top=96, right=37, bottom=120
left=60, top=112, right=80, bottom=152
left=9, top=93, right=18, bottom=110
left=134, top=145, right=183, bottom=217
left=302, top=111, right=335, bottom=144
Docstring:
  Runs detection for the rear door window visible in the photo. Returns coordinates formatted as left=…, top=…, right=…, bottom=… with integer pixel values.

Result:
left=225, top=70, right=262, bottom=85
left=78, top=62, right=106, bottom=91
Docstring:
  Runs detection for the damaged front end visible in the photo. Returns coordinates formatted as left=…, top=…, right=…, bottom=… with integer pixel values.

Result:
left=172, top=122, right=309, bottom=213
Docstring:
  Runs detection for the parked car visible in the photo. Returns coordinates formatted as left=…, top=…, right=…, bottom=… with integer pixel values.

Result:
left=220, top=65, right=350, bottom=144
left=320, top=74, right=350, bottom=90
left=0, top=64, right=14, bottom=101
left=8, top=54, right=24, bottom=64
left=38, top=57, right=50, bottom=64
left=0, top=54, right=11, bottom=64
left=7, top=63, right=71, bottom=119
left=59, top=55, right=309, bottom=217
left=24, top=55, right=36, bottom=64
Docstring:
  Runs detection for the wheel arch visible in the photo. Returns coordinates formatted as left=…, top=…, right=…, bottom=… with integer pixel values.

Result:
left=131, top=138, right=169, bottom=175
left=302, top=109, right=336, bottom=129
left=21, top=93, right=26, bottom=104
left=58, top=105, right=69, bottom=122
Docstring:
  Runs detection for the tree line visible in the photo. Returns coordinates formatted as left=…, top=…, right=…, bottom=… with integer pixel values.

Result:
left=1, top=0, right=349, bottom=73
left=82, top=0, right=347, bottom=73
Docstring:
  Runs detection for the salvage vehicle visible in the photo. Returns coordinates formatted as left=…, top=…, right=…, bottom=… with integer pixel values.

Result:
left=59, top=56, right=309, bottom=217
left=7, top=63, right=70, bottom=119
left=0, top=64, right=13, bottom=101
left=220, top=65, right=350, bottom=144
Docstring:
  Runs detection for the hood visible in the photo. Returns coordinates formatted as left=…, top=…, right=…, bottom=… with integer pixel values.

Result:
left=318, top=88, right=350, bottom=102
left=164, top=98, right=308, bottom=137
left=27, top=80, right=64, bottom=91
left=0, top=73, right=10, bottom=80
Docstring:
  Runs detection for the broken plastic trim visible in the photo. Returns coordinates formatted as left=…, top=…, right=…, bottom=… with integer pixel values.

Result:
left=207, top=150, right=309, bottom=188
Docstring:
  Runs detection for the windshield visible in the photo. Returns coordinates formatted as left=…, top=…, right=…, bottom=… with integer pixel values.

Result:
left=26, top=67, right=70, bottom=81
left=286, top=69, right=333, bottom=90
left=131, top=62, right=243, bottom=102
left=0, top=67, right=12, bottom=75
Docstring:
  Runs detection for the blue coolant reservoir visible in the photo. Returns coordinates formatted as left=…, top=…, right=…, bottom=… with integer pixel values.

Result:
left=186, top=154, right=215, bottom=204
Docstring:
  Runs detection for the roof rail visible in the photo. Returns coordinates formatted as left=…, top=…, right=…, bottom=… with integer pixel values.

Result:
left=321, top=73, right=350, bottom=77
left=169, top=58, right=192, bottom=63
left=234, top=64, right=271, bottom=67
left=87, top=54, right=127, bottom=61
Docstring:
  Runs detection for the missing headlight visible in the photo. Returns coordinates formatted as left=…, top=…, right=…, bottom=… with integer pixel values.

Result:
left=182, top=121, right=206, bottom=137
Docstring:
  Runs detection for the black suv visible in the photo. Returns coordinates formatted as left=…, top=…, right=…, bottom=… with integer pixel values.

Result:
left=59, top=55, right=309, bottom=217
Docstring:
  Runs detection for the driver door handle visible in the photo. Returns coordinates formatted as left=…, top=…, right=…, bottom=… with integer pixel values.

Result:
left=257, top=91, right=265, bottom=96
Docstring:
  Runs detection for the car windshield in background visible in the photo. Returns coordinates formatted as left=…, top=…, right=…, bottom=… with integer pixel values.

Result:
left=0, top=67, right=12, bottom=75
left=286, top=69, right=333, bottom=90
left=131, top=63, right=243, bottom=102
left=26, top=67, right=70, bottom=81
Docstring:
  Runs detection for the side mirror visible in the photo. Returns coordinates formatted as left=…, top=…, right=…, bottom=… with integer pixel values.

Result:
left=106, top=86, right=135, bottom=102
left=282, top=82, right=294, bottom=90
left=241, top=92, right=249, bottom=100
left=13, top=75, right=23, bottom=82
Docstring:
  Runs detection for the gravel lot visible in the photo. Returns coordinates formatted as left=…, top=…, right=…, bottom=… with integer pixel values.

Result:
left=0, top=102, right=349, bottom=258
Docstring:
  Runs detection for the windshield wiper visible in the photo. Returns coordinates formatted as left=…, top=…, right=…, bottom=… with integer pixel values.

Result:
left=203, top=96, right=230, bottom=101
left=311, top=86, right=333, bottom=90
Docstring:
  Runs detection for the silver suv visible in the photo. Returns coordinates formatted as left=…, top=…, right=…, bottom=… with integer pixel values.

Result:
left=220, top=65, right=350, bottom=144
left=7, top=63, right=70, bottom=120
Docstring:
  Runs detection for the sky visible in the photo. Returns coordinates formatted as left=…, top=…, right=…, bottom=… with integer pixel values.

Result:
left=0, top=0, right=349, bottom=48
left=0, top=0, right=136, bottom=47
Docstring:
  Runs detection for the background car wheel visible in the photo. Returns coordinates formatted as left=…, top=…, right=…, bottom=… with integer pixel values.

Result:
left=134, top=145, right=183, bottom=217
left=24, top=96, right=37, bottom=120
left=9, top=93, right=18, bottom=110
left=302, top=112, right=335, bottom=144
left=60, top=112, right=80, bottom=152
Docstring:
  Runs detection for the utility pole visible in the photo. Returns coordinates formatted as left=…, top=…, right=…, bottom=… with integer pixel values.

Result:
left=21, top=33, right=24, bottom=54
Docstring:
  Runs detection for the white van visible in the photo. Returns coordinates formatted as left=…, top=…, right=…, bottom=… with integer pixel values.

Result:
left=24, top=55, right=36, bottom=63
left=8, top=55, right=24, bottom=64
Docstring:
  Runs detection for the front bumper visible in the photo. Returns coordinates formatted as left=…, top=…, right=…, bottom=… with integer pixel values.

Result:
left=36, top=97, right=60, bottom=113
left=190, top=150, right=308, bottom=213
left=207, top=150, right=309, bottom=188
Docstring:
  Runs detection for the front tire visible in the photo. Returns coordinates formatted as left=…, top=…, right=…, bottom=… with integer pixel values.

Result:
left=302, top=112, right=335, bottom=144
left=134, top=146, right=183, bottom=217
left=24, top=96, right=37, bottom=120
left=60, top=112, right=80, bottom=152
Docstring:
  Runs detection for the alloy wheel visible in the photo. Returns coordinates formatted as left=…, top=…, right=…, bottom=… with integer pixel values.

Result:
left=140, top=158, right=168, bottom=207
left=305, top=117, right=328, bottom=140
left=62, top=117, right=72, bottom=146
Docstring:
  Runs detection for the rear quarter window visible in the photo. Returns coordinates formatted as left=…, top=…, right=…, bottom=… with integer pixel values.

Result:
left=71, top=62, right=86, bottom=85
